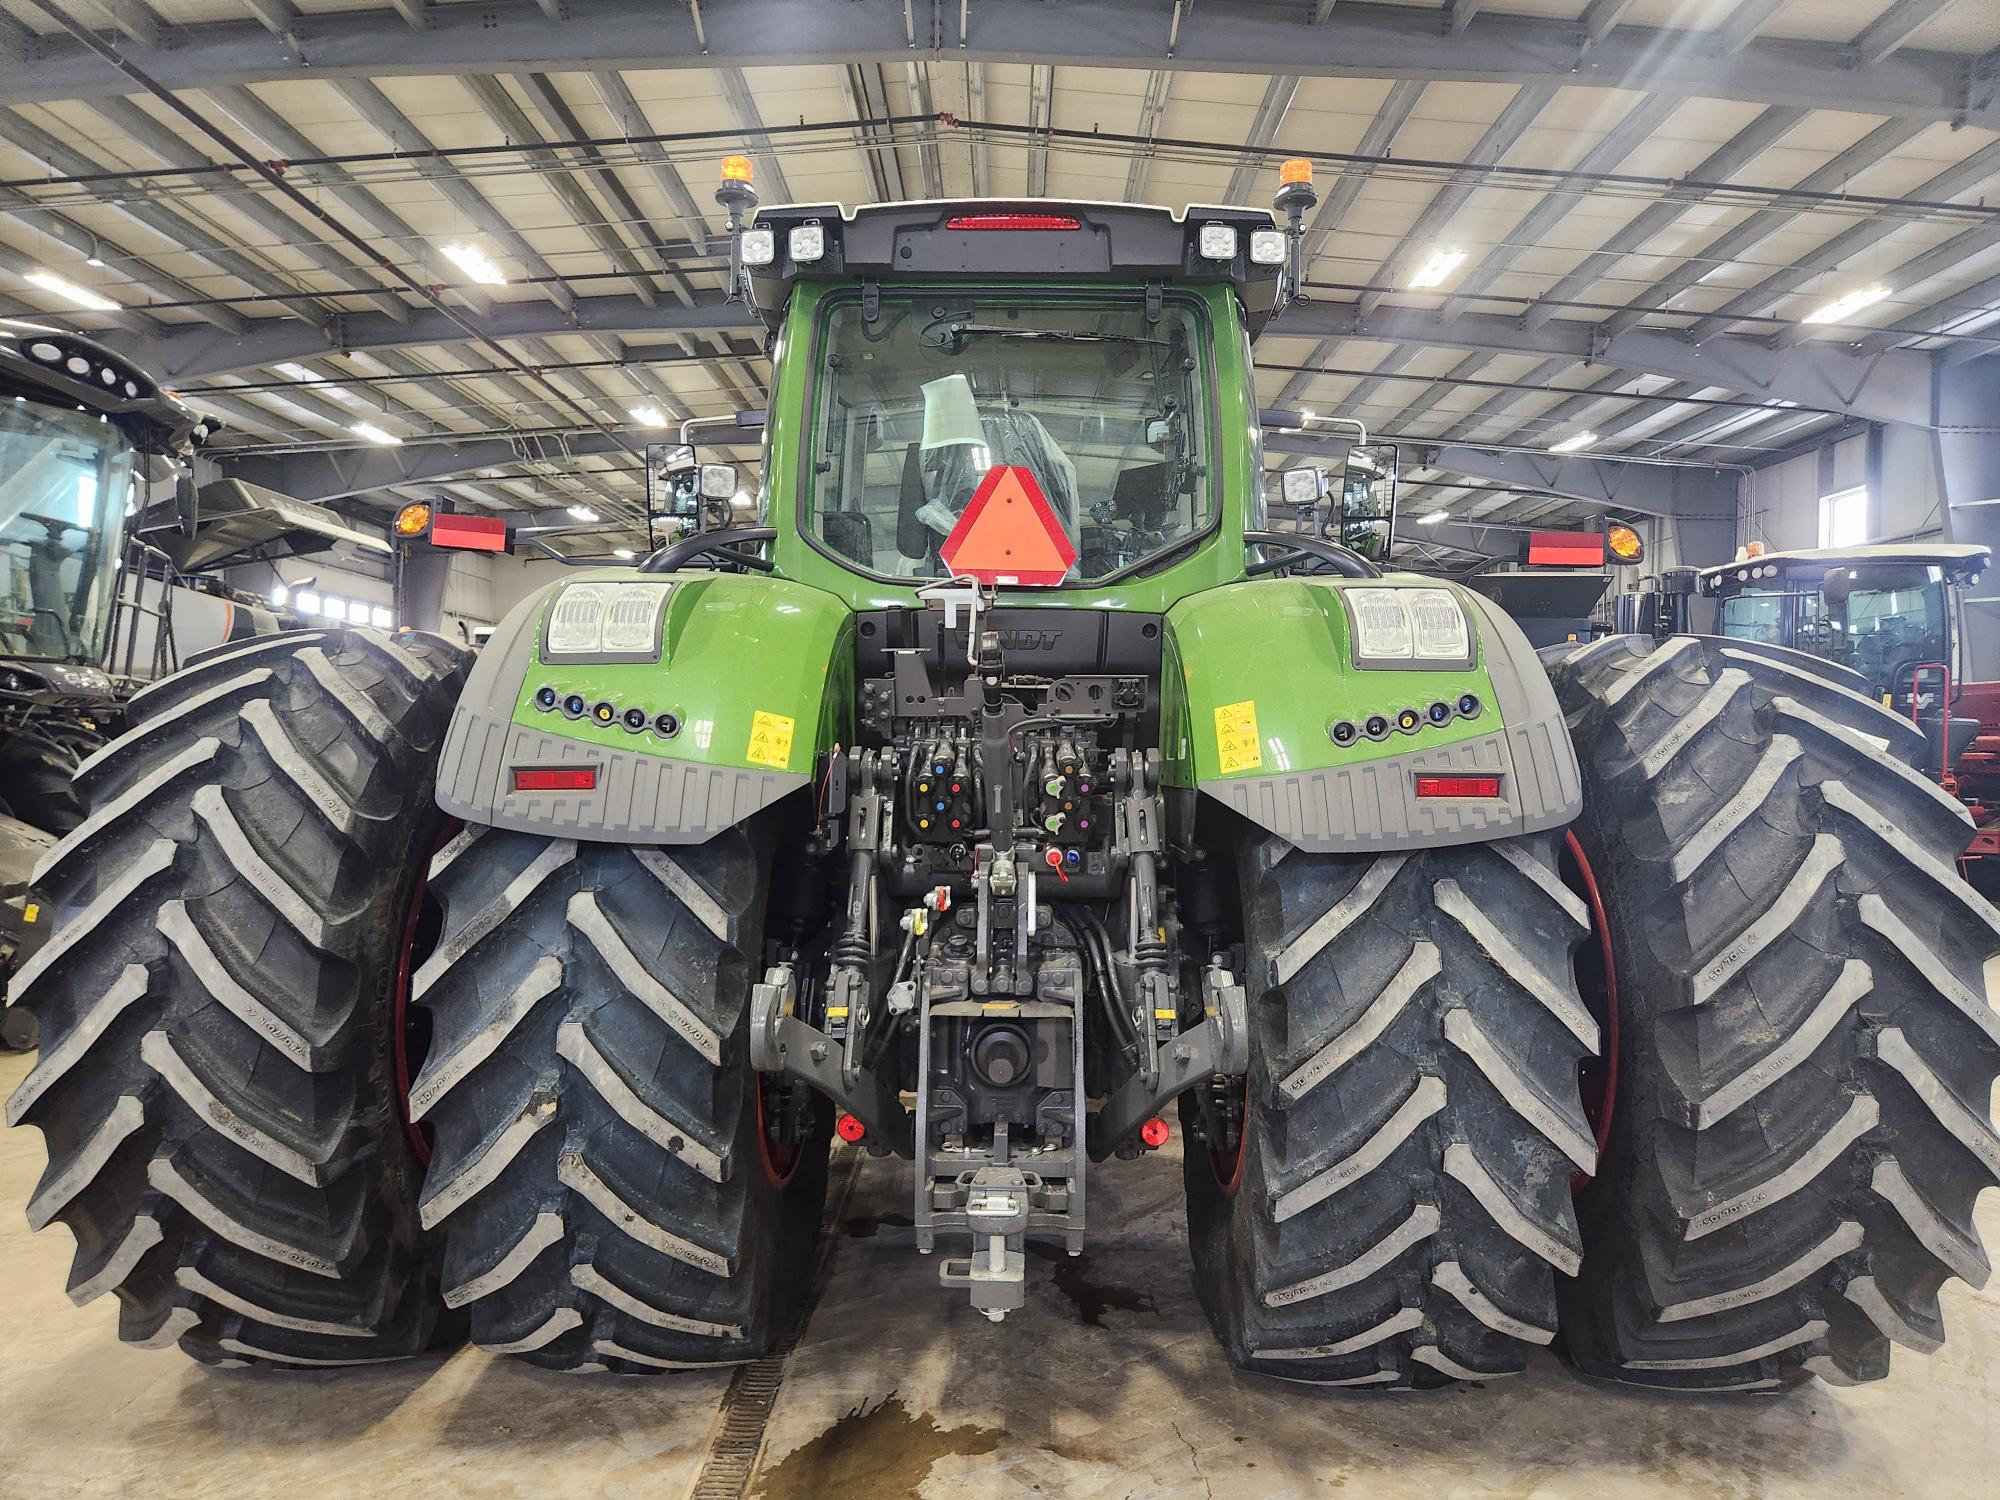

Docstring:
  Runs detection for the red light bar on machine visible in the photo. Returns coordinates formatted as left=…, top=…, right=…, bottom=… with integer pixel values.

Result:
left=1414, top=775, right=1502, bottom=799
left=945, top=212, right=1083, bottom=231
left=1525, top=530, right=1607, bottom=568
left=430, top=512, right=510, bottom=552
left=512, top=767, right=597, bottom=792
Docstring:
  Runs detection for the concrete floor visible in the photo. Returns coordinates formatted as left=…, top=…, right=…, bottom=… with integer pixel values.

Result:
left=2, top=1046, right=1997, bottom=1500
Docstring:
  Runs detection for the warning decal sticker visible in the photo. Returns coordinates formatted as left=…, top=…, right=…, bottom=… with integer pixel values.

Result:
left=1214, top=700, right=1262, bottom=775
left=746, top=710, right=796, bottom=771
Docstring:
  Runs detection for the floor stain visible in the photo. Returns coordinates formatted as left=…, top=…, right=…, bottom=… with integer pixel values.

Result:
left=1028, top=1244, right=1160, bottom=1329
left=843, top=1211, right=914, bottom=1240
left=753, top=1393, right=999, bottom=1500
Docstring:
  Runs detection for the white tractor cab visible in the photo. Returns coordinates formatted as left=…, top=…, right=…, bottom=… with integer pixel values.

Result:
left=1699, top=543, right=1989, bottom=705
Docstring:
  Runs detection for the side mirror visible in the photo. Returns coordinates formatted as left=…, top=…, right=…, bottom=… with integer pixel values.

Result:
left=174, top=471, right=199, bottom=538
left=647, top=442, right=702, bottom=519
left=1337, top=443, right=1398, bottom=560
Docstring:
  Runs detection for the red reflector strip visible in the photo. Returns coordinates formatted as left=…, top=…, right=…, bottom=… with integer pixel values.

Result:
left=945, top=212, right=1082, bottom=231
left=1415, top=775, right=1501, bottom=798
left=512, top=767, right=597, bottom=792
left=430, top=513, right=509, bottom=551
left=1526, top=530, right=1606, bottom=567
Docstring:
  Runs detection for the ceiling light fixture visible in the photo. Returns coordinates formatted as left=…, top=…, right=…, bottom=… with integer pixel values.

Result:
left=1548, top=431, right=1598, bottom=454
left=613, top=547, right=636, bottom=559
left=628, top=405, right=666, bottom=427
left=351, top=421, right=401, bottom=445
left=567, top=504, right=599, bottom=521
left=1407, top=247, right=1468, bottom=290
left=1417, top=509, right=1450, bottom=525
left=440, top=241, right=507, bottom=286
left=1802, top=284, right=1891, bottom=325
left=25, top=270, right=118, bottom=311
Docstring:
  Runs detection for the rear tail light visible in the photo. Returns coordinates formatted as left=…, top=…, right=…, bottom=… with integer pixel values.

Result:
left=945, top=212, right=1081, bottom=231
left=429, top=513, right=509, bottom=552
left=1415, top=775, right=1501, bottom=798
left=512, top=767, right=597, bottom=792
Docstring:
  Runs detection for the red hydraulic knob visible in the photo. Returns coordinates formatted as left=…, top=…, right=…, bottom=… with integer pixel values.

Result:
left=836, top=1113, right=867, bottom=1143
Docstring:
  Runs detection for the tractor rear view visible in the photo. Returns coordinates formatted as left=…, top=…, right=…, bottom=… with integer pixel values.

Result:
left=9, top=161, right=1998, bottom=1393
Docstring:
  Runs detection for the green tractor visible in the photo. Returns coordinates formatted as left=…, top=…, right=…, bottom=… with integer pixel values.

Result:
left=10, top=165, right=1998, bottom=1393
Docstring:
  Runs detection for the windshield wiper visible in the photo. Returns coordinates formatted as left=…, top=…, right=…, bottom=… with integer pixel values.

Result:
left=946, top=324, right=1170, bottom=347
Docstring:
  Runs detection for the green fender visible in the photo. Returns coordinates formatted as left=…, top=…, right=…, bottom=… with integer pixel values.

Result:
left=435, top=568, right=854, bottom=844
left=1161, top=576, right=1581, bottom=852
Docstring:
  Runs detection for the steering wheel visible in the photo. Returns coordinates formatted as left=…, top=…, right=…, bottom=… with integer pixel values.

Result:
left=638, top=527, right=776, bottom=574
left=1242, top=531, right=1383, bottom=580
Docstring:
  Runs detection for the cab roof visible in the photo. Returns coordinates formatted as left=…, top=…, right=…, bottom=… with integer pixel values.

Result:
left=1698, top=542, right=1991, bottom=591
left=743, top=198, right=1284, bottom=335
left=0, top=319, right=210, bottom=455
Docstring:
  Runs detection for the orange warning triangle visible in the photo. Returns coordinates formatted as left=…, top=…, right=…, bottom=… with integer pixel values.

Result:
left=938, top=465, right=1078, bottom=586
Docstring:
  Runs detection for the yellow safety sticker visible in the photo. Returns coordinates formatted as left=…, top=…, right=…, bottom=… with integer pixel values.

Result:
left=1214, top=699, right=1262, bottom=775
left=746, top=710, right=796, bottom=770
left=21, top=903, right=38, bottom=924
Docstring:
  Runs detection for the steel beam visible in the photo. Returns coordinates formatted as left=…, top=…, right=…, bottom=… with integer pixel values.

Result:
left=0, top=109, right=339, bottom=335
left=132, top=288, right=1941, bottom=430
left=1932, top=353, right=2000, bottom=676
left=4, top=0, right=1997, bottom=131
left=1272, top=303, right=1939, bottom=427
left=1354, top=83, right=1556, bottom=324
left=1519, top=104, right=1807, bottom=332
left=1845, top=0, right=1964, bottom=68
left=1599, top=115, right=1931, bottom=341
left=129, top=294, right=751, bottom=383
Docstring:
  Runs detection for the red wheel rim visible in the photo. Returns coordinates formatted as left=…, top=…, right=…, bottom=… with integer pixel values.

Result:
left=755, top=1075, right=802, bottom=1189
left=1562, top=829, right=1620, bottom=1185
left=391, top=820, right=459, bottom=1167
left=1211, top=1077, right=1248, bottom=1196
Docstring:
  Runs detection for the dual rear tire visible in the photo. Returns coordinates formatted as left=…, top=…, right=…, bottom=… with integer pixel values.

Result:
left=5, top=629, right=827, bottom=1371
left=1186, top=635, right=2000, bottom=1392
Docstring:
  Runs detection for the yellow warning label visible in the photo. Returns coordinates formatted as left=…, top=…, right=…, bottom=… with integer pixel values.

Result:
left=1214, top=699, right=1262, bottom=775
left=21, top=902, right=38, bottom=924
left=746, top=710, right=796, bottom=770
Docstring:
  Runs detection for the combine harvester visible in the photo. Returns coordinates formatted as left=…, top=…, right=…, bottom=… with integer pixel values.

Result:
left=9, top=162, right=1998, bottom=1392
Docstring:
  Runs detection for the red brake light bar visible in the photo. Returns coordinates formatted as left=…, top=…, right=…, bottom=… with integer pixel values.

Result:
left=945, top=212, right=1082, bottom=231
left=1415, top=775, right=1501, bottom=799
left=430, top=512, right=510, bottom=552
left=512, top=767, right=597, bottom=792
left=1526, top=530, right=1606, bottom=568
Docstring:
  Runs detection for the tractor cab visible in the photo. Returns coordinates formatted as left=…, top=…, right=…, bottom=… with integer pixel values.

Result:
left=0, top=322, right=212, bottom=831
left=0, top=323, right=210, bottom=674
left=1698, top=543, right=1990, bottom=708
left=733, top=194, right=1285, bottom=605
